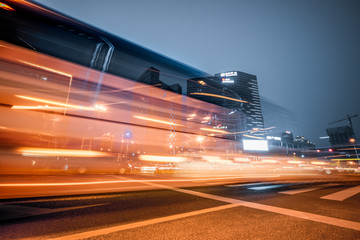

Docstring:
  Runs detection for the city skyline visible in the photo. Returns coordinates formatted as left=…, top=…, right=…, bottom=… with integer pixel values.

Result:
left=35, top=0, right=360, bottom=146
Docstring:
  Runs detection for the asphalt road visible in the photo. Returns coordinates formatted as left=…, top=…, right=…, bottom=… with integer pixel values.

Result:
left=0, top=174, right=360, bottom=239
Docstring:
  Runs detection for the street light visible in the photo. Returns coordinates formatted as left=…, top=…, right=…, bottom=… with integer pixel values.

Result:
left=349, top=138, right=359, bottom=161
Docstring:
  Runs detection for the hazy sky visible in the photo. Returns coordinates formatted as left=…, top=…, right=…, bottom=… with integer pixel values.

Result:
left=35, top=0, right=360, bottom=146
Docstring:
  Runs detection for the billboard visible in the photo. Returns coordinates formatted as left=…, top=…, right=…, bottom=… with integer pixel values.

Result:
left=243, top=140, right=269, bottom=151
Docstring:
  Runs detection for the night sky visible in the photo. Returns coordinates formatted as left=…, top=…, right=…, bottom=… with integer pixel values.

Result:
left=35, top=0, right=360, bottom=147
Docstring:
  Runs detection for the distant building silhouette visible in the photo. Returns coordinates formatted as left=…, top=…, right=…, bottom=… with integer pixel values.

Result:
left=326, top=126, right=355, bottom=146
left=137, top=67, right=182, bottom=94
left=281, top=131, right=294, bottom=143
left=137, top=66, right=161, bottom=86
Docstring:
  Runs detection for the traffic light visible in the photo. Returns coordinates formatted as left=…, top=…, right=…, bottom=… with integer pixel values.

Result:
left=328, top=148, right=333, bottom=152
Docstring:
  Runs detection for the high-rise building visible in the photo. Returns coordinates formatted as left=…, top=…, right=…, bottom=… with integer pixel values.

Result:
left=261, top=97, right=297, bottom=136
left=187, top=77, right=247, bottom=140
left=214, top=71, right=265, bottom=136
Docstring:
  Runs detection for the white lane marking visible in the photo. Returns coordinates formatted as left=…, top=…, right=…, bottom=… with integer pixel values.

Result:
left=320, top=185, right=360, bottom=201
left=139, top=181, right=360, bottom=231
left=122, top=179, right=360, bottom=231
left=48, top=204, right=240, bottom=240
left=226, top=182, right=275, bottom=187
left=49, top=180, right=360, bottom=240
left=248, top=184, right=287, bottom=190
left=279, top=183, right=339, bottom=195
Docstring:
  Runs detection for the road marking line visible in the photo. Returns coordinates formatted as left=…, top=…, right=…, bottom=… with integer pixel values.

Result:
left=248, top=184, right=287, bottom=190
left=279, top=183, right=339, bottom=195
left=321, top=185, right=360, bottom=201
left=141, top=181, right=360, bottom=232
left=47, top=178, right=360, bottom=239
left=48, top=203, right=240, bottom=240
left=226, top=182, right=275, bottom=187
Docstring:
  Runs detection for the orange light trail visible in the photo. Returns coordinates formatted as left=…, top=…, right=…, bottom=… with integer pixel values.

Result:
left=139, top=155, right=187, bottom=163
left=0, top=175, right=281, bottom=187
left=14, top=95, right=99, bottom=111
left=0, top=2, right=15, bottom=11
left=200, top=128, right=228, bottom=134
left=261, top=159, right=278, bottom=164
left=202, top=156, right=232, bottom=164
left=243, top=134, right=264, bottom=139
left=287, top=160, right=304, bottom=164
left=311, top=161, right=329, bottom=165
left=233, top=158, right=250, bottom=163
left=331, top=158, right=360, bottom=161
left=17, top=148, right=110, bottom=157
left=133, top=116, right=183, bottom=126
left=11, top=105, right=68, bottom=110
left=20, top=61, right=71, bottom=77
left=190, top=92, right=248, bottom=103
left=20, top=61, right=73, bottom=114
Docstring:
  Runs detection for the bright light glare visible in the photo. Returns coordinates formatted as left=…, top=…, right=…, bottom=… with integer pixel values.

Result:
left=287, top=160, right=304, bottom=164
left=94, top=105, right=107, bottom=111
left=196, top=136, right=205, bottom=142
left=17, top=148, right=110, bottom=157
left=202, top=156, right=232, bottom=164
left=243, top=140, right=269, bottom=151
left=233, top=157, right=250, bottom=163
left=311, top=161, right=329, bottom=165
left=261, top=159, right=278, bottom=164
left=139, top=155, right=187, bottom=163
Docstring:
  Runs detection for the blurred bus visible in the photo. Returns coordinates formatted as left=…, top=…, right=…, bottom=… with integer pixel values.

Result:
left=0, top=0, right=245, bottom=174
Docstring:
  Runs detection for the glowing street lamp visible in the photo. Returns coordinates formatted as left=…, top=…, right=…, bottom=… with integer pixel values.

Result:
left=196, top=136, right=204, bottom=152
left=349, top=138, right=359, bottom=161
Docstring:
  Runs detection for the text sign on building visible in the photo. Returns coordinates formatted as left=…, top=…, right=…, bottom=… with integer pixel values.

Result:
left=220, top=71, right=237, bottom=77
left=221, top=77, right=234, bottom=83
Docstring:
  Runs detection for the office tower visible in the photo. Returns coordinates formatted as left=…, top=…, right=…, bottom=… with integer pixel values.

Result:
left=214, top=71, right=264, bottom=136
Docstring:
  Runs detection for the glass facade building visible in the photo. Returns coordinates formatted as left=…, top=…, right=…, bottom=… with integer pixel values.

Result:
left=186, top=77, right=247, bottom=140
left=214, top=71, right=265, bottom=136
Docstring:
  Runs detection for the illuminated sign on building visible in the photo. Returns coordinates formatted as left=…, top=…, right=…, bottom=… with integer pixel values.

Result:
left=266, top=136, right=281, bottom=141
left=243, top=140, right=269, bottom=151
left=220, top=71, right=238, bottom=77
left=221, top=77, right=234, bottom=83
